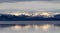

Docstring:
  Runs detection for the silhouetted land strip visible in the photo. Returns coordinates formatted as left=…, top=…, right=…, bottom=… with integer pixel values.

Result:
left=0, top=14, right=60, bottom=21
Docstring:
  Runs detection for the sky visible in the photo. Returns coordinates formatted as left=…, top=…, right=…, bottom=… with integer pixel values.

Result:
left=0, top=0, right=60, bottom=15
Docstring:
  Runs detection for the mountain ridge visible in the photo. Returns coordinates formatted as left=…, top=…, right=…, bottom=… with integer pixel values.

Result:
left=0, top=13, right=60, bottom=21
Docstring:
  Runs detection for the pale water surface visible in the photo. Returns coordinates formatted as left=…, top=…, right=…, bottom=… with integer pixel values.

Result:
left=0, top=24, right=60, bottom=33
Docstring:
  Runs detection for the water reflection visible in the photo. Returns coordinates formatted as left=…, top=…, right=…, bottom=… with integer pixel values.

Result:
left=11, top=25, right=22, bottom=30
left=35, top=24, right=51, bottom=31
left=0, top=24, right=60, bottom=33
left=4, top=24, right=53, bottom=31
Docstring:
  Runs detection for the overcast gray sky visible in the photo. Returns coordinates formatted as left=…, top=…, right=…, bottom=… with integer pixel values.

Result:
left=0, top=0, right=60, bottom=14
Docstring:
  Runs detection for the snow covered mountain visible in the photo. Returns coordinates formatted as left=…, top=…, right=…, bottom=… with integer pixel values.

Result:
left=7, top=12, right=53, bottom=17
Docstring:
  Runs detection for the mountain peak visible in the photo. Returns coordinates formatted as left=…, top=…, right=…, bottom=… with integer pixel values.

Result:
left=3, top=12, right=56, bottom=17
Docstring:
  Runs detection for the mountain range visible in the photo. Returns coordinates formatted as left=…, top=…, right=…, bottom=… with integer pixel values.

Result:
left=0, top=13, right=60, bottom=21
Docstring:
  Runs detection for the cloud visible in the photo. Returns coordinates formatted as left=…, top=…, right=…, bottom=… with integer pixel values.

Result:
left=0, top=1, right=60, bottom=10
left=0, top=1, right=60, bottom=14
left=0, top=0, right=60, bottom=3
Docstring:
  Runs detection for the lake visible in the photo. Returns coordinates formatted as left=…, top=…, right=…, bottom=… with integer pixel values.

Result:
left=0, top=21, right=60, bottom=33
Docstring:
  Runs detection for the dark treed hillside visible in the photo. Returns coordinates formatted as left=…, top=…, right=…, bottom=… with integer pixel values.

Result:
left=0, top=14, right=60, bottom=21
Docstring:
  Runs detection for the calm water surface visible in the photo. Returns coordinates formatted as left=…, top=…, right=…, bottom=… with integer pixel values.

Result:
left=0, top=24, right=60, bottom=33
left=0, top=21, right=60, bottom=33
